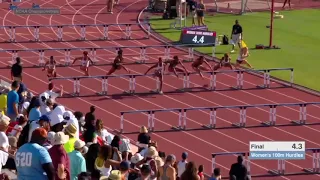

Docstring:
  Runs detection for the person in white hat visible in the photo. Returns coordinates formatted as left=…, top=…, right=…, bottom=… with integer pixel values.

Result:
left=48, top=132, right=70, bottom=180
left=68, top=139, right=87, bottom=180
left=63, top=111, right=79, bottom=139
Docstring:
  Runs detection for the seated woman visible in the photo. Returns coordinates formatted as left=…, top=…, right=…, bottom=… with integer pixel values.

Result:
left=214, top=53, right=234, bottom=71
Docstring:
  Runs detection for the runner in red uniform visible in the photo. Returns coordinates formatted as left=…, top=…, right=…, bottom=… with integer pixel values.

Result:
left=42, top=56, right=57, bottom=78
left=144, top=57, right=166, bottom=94
left=166, top=56, right=188, bottom=78
left=191, top=56, right=213, bottom=79
left=72, top=51, right=94, bottom=76
left=106, top=49, right=130, bottom=75
left=213, top=53, right=234, bottom=71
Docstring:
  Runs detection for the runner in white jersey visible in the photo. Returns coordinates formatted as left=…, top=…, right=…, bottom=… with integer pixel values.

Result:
left=42, top=56, right=57, bottom=78
left=214, top=53, right=234, bottom=71
left=72, top=51, right=94, bottom=76
left=144, top=57, right=166, bottom=94
left=235, top=48, right=253, bottom=69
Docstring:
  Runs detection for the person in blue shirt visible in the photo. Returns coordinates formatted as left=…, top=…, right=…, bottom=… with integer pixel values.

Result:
left=68, top=139, right=87, bottom=180
left=16, top=127, right=55, bottom=180
left=210, top=167, right=222, bottom=180
left=28, top=98, right=41, bottom=121
left=17, top=82, right=27, bottom=110
left=6, top=81, right=20, bottom=121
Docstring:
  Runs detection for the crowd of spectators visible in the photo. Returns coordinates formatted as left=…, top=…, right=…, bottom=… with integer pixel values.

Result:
left=0, top=59, right=250, bottom=180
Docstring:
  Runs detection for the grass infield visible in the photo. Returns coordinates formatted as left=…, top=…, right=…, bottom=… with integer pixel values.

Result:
left=150, top=9, right=320, bottom=91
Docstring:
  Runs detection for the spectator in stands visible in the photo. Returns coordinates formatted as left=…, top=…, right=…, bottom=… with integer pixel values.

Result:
left=6, top=81, right=20, bottom=121
left=85, top=143, right=100, bottom=172
left=3, top=136, right=17, bottom=171
left=91, top=169, right=102, bottom=179
left=198, top=165, right=204, bottom=180
left=45, top=82, right=63, bottom=100
left=8, top=114, right=27, bottom=138
left=64, top=111, right=80, bottom=139
left=74, top=111, right=85, bottom=133
left=49, top=105, right=66, bottom=132
left=17, top=82, right=27, bottom=111
left=119, top=161, right=130, bottom=179
left=43, top=98, right=55, bottom=115
left=28, top=97, right=41, bottom=121
left=16, top=128, right=55, bottom=180
left=0, top=86, right=10, bottom=116
left=0, top=114, right=10, bottom=172
left=210, top=168, right=221, bottom=180
left=48, top=131, right=71, bottom=180
left=136, top=164, right=152, bottom=180
left=130, top=153, right=144, bottom=169
left=39, top=92, right=50, bottom=115
left=229, top=155, right=248, bottom=180
left=69, top=139, right=87, bottom=180
left=11, top=57, right=23, bottom=82
left=96, top=119, right=110, bottom=144
left=28, top=114, right=51, bottom=142
left=110, top=135, right=123, bottom=161
left=95, top=145, right=121, bottom=177
left=85, top=106, right=96, bottom=124
left=177, top=152, right=188, bottom=179
left=26, top=96, right=39, bottom=116
left=43, top=131, right=55, bottom=150
left=136, top=146, right=160, bottom=180
left=64, top=123, right=78, bottom=153
left=83, top=106, right=96, bottom=143
left=78, top=172, right=92, bottom=180
left=180, top=161, right=200, bottom=180
left=137, top=126, right=151, bottom=152
left=108, top=170, right=122, bottom=180
left=158, top=154, right=176, bottom=180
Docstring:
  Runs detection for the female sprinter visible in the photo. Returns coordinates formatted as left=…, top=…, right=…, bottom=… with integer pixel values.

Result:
left=42, top=56, right=57, bottom=78
left=72, top=51, right=94, bottom=76
left=235, top=48, right=253, bottom=69
left=213, top=53, right=234, bottom=71
left=144, top=57, right=165, bottom=94
left=166, top=56, right=188, bottom=78
left=106, top=49, right=130, bottom=75
left=191, top=56, right=213, bottom=79
left=240, top=40, right=249, bottom=57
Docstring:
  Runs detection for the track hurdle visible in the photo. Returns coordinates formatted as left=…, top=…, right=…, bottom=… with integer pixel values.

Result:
left=0, top=43, right=215, bottom=67
left=119, top=102, right=320, bottom=132
left=0, top=23, right=150, bottom=43
left=302, top=148, right=320, bottom=174
left=119, top=108, right=182, bottom=133
left=185, top=68, right=294, bottom=91
left=49, top=73, right=189, bottom=97
left=212, top=148, right=320, bottom=178
left=211, top=152, right=252, bottom=177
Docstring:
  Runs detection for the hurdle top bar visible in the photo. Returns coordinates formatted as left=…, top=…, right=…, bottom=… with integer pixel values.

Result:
left=189, top=68, right=294, bottom=76
left=0, top=43, right=216, bottom=53
left=49, top=67, right=294, bottom=81
left=121, top=102, right=320, bottom=115
left=0, top=22, right=149, bottom=28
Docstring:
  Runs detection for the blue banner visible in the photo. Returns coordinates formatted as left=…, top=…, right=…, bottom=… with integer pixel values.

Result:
left=249, top=151, right=305, bottom=160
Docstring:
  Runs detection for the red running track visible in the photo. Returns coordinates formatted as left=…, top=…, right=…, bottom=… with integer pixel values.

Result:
left=0, top=0, right=320, bottom=179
